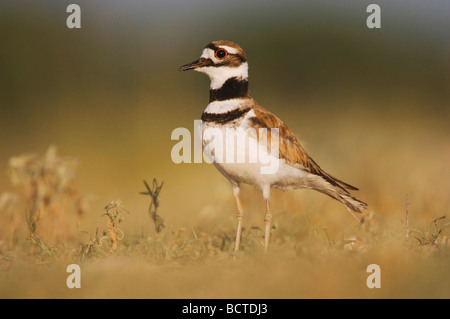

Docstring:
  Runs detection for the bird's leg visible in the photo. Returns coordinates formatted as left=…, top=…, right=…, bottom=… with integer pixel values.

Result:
left=233, top=186, right=244, bottom=253
left=264, top=198, right=272, bottom=252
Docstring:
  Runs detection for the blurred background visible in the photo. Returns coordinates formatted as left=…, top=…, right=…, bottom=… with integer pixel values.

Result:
left=0, top=0, right=449, bottom=298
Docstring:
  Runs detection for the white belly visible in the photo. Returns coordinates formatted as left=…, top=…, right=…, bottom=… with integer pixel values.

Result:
left=201, top=122, right=307, bottom=190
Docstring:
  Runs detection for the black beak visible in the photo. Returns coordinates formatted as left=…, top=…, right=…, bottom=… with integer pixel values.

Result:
left=178, top=58, right=210, bottom=71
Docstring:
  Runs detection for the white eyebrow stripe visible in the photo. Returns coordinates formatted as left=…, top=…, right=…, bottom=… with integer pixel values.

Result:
left=220, top=46, right=239, bottom=54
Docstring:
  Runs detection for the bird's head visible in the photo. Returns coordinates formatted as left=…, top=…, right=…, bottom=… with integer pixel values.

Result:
left=178, top=40, right=248, bottom=89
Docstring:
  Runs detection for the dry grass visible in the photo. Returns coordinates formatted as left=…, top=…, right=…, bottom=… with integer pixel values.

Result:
left=3, top=146, right=88, bottom=245
left=0, top=133, right=449, bottom=298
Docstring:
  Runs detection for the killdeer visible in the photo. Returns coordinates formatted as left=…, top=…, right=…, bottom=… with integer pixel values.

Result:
left=178, top=40, right=367, bottom=253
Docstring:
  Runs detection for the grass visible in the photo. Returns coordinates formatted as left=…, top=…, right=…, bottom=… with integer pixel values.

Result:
left=408, top=216, right=449, bottom=248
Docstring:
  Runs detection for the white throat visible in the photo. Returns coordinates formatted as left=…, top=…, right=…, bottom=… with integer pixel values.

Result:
left=197, top=62, right=248, bottom=90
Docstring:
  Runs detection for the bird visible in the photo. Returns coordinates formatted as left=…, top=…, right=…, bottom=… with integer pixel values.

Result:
left=178, top=40, right=367, bottom=253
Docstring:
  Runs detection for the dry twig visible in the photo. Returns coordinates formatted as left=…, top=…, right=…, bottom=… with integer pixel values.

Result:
left=140, top=179, right=165, bottom=233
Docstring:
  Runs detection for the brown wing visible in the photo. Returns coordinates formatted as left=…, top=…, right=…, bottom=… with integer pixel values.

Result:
left=249, top=103, right=358, bottom=193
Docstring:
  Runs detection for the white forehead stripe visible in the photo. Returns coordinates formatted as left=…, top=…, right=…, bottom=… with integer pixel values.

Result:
left=200, top=48, right=211, bottom=59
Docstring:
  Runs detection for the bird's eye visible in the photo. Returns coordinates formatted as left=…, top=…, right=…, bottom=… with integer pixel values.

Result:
left=215, top=49, right=228, bottom=59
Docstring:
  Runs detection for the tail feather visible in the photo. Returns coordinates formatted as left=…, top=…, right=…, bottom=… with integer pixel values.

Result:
left=338, top=193, right=367, bottom=213
left=328, top=174, right=359, bottom=191
left=306, top=174, right=367, bottom=213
